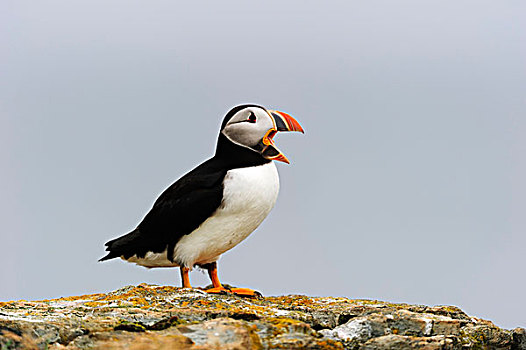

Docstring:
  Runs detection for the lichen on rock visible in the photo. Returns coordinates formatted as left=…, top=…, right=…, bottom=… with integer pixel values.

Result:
left=0, top=284, right=524, bottom=349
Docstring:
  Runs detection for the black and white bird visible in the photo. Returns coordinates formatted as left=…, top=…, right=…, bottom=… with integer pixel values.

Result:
left=99, top=104, right=304, bottom=296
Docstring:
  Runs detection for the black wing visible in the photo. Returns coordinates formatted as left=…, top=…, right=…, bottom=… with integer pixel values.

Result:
left=99, top=159, right=227, bottom=263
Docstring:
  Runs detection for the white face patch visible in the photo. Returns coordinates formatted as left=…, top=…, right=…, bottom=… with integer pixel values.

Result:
left=221, top=107, right=274, bottom=150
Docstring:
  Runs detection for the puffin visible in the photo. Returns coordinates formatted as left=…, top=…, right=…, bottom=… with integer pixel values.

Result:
left=99, top=104, right=304, bottom=296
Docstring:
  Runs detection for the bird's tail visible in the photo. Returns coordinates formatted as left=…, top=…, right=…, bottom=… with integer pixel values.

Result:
left=98, top=251, right=118, bottom=262
left=98, top=238, right=121, bottom=262
left=98, top=229, right=141, bottom=262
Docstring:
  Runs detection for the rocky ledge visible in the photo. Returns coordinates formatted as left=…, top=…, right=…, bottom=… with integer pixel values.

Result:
left=0, top=284, right=524, bottom=349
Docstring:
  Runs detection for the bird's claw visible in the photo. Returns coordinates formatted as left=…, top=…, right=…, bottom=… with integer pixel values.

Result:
left=204, top=287, right=230, bottom=295
left=205, top=286, right=262, bottom=298
left=229, top=288, right=263, bottom=298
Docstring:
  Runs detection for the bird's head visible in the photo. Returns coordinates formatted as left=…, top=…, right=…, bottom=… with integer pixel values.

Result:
left=219, top=104, right=304, bottom=164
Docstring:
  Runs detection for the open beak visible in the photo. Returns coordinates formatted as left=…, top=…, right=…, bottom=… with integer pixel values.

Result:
left=269, top=110, right=305, bottom=133
left=261, top=110, right=304, bottom=164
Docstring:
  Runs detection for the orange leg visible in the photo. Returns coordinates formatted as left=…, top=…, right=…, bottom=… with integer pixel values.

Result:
left=180, top=267, right=191, bottom=288
left=207, top=262, right=223, bottom=288
left=204, top=262, right=228, bottom=294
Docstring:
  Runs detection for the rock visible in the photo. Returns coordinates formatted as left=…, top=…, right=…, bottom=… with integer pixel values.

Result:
left=361, top=334, right=458, bottom=350
left=0, top=284, right=523, bottom=349
left=513, top=328, right=526, bottom=349
left=320, top=316, right=376, bottom=342
left=178, top=318, right=261, bottom=349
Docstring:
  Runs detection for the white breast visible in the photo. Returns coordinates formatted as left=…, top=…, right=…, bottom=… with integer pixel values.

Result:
left=174, top=161, right=280, bottom=267
left=127, top=162, right=280, bottom=268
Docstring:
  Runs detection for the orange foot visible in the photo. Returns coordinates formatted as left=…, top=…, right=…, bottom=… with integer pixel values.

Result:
left=205, top=287, right=262, bottom=298
left=205, top=287, right=230, bottom=295
left=229, top=288, right=262, bottom=298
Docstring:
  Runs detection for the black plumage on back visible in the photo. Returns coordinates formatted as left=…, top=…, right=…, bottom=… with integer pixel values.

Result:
left=99, top=126, right=270, bottom=265
left=99, top=159, right=227, bottom=263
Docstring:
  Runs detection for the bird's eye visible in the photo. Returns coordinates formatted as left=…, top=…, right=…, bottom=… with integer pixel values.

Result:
left=247, top=113, right=257, bottom=123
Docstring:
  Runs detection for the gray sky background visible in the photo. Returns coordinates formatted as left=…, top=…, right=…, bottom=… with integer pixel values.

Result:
left=1, top=0, right=525, bottom=329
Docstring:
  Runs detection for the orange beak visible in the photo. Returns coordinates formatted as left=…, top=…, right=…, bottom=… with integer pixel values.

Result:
left=269, top=110, right=305, bottom=133
left=261, top=110, right=304, bottom=164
